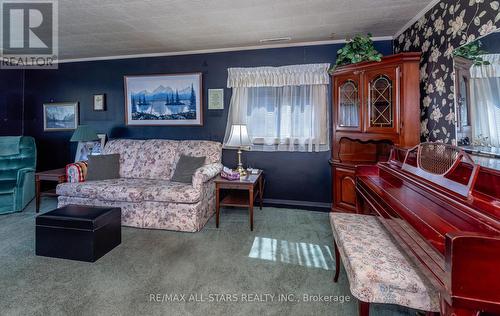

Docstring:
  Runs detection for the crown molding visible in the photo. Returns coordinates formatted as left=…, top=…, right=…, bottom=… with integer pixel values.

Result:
left=55, top=36, right=393, bottom=64
left=394, top=0, right=440, bottom=38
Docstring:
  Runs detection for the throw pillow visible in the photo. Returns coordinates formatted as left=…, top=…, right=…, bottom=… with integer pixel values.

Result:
left=171, top=154, right=206, bottom=183
left=86, top=154, right=120, bottom=181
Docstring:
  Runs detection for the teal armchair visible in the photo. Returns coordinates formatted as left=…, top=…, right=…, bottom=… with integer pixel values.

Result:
left=0, top=136, right=36, bottom=214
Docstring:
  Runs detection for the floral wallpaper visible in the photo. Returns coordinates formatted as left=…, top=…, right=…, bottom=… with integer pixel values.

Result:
left=394, top=0, right=500, bottom=143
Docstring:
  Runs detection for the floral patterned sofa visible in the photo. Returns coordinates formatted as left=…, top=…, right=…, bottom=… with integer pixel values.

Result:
left=56, top=139, right=223, bottom=232
left=330, top=213, right=440, bottom=315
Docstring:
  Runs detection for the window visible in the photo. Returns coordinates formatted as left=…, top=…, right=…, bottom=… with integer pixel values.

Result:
left=225, top=64, right=330, bottom=152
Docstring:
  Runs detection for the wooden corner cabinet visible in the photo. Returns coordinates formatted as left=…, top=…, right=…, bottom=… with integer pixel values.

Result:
left=330, top=53, right=421, bottom=213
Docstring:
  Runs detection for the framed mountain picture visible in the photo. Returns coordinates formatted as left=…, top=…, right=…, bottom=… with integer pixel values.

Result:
left=43, top=102, right=79, bottom=131
left=124, top=73, right=203, bottom=126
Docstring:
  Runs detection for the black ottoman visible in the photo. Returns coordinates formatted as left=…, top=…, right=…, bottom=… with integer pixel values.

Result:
left=36, top=205, right=121, bottom=262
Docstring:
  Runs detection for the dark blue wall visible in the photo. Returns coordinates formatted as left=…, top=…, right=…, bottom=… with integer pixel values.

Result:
left=480, top=31, right=500, bottom=54
left=0, top=70, right=24, bottom=136
left=23, top=41, right=392, bottom=207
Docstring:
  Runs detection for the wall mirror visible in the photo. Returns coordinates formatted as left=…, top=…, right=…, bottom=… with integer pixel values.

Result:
left=453, top=29, right=500, bottom=160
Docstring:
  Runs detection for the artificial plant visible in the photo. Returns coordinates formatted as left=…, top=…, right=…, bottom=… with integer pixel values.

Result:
left=453, top=40, right=490, bottom=66
left=330, top=33, right=382, bottom=73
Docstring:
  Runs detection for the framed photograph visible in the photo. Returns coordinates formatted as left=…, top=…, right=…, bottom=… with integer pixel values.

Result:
left=124, top=73, right=203, bottom=126
left=93, top=94, right=106, bottom=111
left=208, top=89, right=224, bottom=110
left=43, top=102, right=79, bottom=131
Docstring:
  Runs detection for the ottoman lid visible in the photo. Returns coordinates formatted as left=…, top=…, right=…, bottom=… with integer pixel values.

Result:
left=36, top=205, right=120, bottom=230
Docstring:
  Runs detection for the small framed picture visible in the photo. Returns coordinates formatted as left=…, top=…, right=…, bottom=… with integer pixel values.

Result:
left=43, top=102, right=79, bottom=131
left=208, top=89, right=224, bottom=110
left=93, top=94, right=106, bottom=111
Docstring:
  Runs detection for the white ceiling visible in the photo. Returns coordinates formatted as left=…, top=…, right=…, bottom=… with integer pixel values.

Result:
left=57, top=0, right=434, bottom=60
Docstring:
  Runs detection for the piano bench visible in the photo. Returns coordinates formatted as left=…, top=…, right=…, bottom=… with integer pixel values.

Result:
left=329, top=213, right=440, bottom=316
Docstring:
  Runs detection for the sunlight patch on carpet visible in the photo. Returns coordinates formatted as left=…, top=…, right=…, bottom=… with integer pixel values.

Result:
left=248, top=237, right=334, bottom=270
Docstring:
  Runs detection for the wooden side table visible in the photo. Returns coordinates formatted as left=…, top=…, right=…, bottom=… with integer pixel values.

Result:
left=35, top=168, right=66, bottom=213
left=214, top=170, right=264, bottom=231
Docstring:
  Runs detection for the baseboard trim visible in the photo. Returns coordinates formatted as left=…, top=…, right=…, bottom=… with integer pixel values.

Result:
left=263, top=198, right=331, bottom=211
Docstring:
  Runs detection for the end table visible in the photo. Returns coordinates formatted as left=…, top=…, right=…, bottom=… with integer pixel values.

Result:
left=35, top=168, right=66, bottom=213
left=214, top=170, right=264, bottom=231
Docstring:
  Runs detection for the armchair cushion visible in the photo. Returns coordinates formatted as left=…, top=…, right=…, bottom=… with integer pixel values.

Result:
left=0, top=136, right=21, bottom=156
left=0, top=180, right=17, bottom=193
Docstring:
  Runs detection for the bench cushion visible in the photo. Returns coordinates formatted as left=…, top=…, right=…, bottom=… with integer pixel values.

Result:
left=330, top=213, right=440, bottom=312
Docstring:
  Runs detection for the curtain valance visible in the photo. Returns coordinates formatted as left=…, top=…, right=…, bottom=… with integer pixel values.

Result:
left=227, top=63, right=330, bottom=88
left=470, top=54, right=500, bottom=79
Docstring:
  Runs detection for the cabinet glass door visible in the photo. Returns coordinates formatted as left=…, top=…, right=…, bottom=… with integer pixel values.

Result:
left=338, top=80, right=360, bottom=128
left=365, top=67, right=398, bottom=133
left=369, top=75, right=393, bottom=127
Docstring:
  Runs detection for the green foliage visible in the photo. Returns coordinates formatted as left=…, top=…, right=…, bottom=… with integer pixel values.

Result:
left=330, top=34, right=382, bottom=73
left=453, top=40, right=490, bottom=66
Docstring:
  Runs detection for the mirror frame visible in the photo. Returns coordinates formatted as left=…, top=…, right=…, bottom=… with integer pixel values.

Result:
left=452, top=30, right=500, bottom=147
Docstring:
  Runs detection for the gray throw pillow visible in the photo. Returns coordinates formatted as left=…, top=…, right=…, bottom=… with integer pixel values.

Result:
left=86, top=154, right=120, bottom=181
left=171, top=154, right=206, bottom=183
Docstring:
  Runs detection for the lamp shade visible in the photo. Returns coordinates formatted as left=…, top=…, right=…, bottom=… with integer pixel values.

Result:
left=225, top=124, right=251, bottom=148
left=70, top=125, right=99, bottom=142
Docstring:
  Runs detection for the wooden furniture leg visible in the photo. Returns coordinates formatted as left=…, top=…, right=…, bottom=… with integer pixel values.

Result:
left=334, top=240, right=340, bottom=282
left=359, top=301, right=370, bottom=316
left=249, top=188, right=254, bottom=231
left=216, top=184, right=220, bottom=228
left=35, top=175, right=41, bottom=213
left=259, top=176, right=263, bottom=210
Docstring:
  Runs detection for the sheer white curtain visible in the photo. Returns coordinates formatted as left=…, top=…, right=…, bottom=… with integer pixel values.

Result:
left=225, top=64, right=330, bottom=152
left=470, top=54, right=500, bottom=147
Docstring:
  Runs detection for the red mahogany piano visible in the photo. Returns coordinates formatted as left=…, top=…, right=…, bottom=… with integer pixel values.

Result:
left=355, top=142, right=500, bottom=316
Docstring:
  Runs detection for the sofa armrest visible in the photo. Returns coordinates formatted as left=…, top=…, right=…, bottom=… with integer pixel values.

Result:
left=15, top=168, right=35, bottom=211
left=66, top=161, right=88, bottom=183
left=16, top=168, right=35, bottom=188
left=192, top=163, right=223, bottom=188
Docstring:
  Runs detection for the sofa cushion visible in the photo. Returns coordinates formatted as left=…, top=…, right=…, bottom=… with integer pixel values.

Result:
left=86, top=154, right=120, bottom=181
left=143, top=181, right=202, bottom=203
left=129, top=139, right=179, bottom=180
left=102, top=139, right=145, bottom=178
left=177, top=140, right=222, bottom=165
left=171, top=154, right=206, bottom=183
left=57, top=178, right=145, bottom=202
left=57, top=178, right=203, bottom=204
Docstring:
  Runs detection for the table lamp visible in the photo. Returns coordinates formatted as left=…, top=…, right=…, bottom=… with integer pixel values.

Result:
left=225, top=124, right=251, bottom=176
left=70, top=125, right=99, bottom=162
